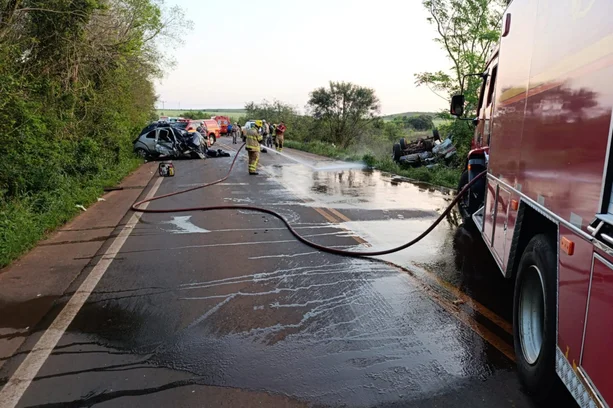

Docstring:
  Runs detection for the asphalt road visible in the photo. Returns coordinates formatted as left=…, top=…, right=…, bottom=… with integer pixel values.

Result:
left=0, top=136, right=577, bottom=407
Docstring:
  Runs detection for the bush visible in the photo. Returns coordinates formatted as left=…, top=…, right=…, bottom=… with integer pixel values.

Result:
left=0, top=0, right=183, bottom=267
left=0, top=158, right=140, bottom=267
left=406, top=115, right=435, bottom=130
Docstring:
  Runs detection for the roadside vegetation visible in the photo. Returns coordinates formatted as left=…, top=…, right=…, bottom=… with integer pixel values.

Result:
left=0, top=0, right=185, bottom=267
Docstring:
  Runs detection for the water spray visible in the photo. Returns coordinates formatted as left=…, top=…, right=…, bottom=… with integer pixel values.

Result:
left=265, top=147, right=366, bottom=172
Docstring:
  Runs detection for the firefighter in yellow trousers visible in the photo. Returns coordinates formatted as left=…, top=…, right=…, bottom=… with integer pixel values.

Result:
left=275, top=121, right=286, bottom=152
left=245, top=123, right=263, bottom=175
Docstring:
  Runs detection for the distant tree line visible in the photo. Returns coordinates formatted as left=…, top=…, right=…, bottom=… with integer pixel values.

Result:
left=391, top=115, right=435, bottom=131
left=180, top=111, right=212, bottom=120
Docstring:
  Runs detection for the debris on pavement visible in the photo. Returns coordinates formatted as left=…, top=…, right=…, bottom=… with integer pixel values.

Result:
left=75, top=204, right=87, bottom=211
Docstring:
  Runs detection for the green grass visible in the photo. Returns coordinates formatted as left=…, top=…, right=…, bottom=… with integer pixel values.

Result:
left=433, top=118, right=451, bottom=127
left=380, top=112, right=450, bottom=128
left=285, top=140, right=461, bottom=189
left=284, top=140, right=362, bottom=162
left=0, top=158, right=141, bottom=268
left=374, top=157, right=461, bottom=188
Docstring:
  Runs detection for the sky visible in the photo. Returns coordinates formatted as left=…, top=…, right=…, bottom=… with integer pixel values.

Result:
left=155, top=0, right=451, bottom=115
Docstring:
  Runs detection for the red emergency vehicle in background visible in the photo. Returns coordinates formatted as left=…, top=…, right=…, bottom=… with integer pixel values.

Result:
left=452, top=1, right=613, bottom=406
left=213, top=115, right=231, bottom=135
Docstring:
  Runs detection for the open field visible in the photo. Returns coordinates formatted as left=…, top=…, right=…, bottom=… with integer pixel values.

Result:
left=381, top=111, right=450, bottom=128
left=381, top=111, right=438, bottom=120
left=156, top=108, right=246, bottom=118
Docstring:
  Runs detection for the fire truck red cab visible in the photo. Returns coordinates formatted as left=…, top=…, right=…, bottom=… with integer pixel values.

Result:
left=453, top=0, right=613, bottom=406
left=213, top=115, right=231, bottom=135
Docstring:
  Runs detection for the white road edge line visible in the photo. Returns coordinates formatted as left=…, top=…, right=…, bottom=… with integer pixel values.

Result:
left=0, top=176, right=164, bottom=408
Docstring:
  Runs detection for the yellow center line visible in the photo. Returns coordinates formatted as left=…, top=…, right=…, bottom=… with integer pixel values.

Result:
left=312, top=207, right=340, bottom=224
left=383, top=260, right=515, bottom=361
left=327, top=208, right=351, bottom=223
left=324, top=202, right=513, bottom=334
left=429, top=285, right=515, bottom=361
left=329, top=205, right=515, bottom=358
left=420, top=267, right=513, bottom=335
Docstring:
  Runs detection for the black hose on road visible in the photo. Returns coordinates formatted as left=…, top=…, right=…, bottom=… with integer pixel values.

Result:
left=132, top=143, right=487, bottom=258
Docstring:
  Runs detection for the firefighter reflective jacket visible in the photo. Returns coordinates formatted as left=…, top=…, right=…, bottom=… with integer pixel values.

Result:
left=245, top=127, right=262, bottom=151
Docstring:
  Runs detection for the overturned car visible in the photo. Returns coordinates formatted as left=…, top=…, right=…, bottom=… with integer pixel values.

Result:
left=392, top=129, right=457, bottom=167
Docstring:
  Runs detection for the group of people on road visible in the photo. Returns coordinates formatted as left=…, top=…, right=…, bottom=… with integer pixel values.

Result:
left=184, top=119, right=286, bottom=175
left=244, top=120, right=287, bottom=175
left=260, top=120, right=286, bottom=152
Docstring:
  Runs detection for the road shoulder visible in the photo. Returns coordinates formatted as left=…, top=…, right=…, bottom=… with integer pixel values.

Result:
left=0, top=162, right=157, bottom=370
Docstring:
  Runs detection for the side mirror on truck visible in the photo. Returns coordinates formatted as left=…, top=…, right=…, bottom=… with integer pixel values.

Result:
left=450, top=95, right=465, bottom=117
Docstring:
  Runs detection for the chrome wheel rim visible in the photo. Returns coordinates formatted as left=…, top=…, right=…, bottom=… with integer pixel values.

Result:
left=519, top=265, right=545, bottom=365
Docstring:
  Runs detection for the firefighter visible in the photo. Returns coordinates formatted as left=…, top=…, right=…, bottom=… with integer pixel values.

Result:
left=245, top=123, right=263, bottom=175
left=275, top=121, right=287, bottom=152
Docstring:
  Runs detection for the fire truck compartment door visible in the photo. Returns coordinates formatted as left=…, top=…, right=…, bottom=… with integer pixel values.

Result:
left=483, top=179, right=498, bottom=254
left=493, top=186, right=511, bottom=268
left=580, top=252, right=613, bottom=405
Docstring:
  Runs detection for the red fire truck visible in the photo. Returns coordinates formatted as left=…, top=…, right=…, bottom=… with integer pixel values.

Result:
left=213, top=115, right=231, bottom=135
left=451, top=1, right=613, bottom=406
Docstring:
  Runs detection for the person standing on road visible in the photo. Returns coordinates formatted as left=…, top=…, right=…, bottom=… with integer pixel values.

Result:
left=275, top=121, right=287, bottom=152
left=268, top=122, right=275, bottom=148
left=227, top=123, right=233, bottom=139
left=262, top=120, right=269, bottom=142
left=233, top=122, right=240, bottom=144
left=246, top=123, right=263, bottom=175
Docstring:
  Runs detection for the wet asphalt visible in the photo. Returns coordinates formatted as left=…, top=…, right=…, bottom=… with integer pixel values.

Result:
left=0, top=137, right=578, bottom=407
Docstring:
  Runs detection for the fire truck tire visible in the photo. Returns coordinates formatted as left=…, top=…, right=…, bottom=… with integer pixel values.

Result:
left=457, top=170, right=482, bottom=218
left=513, top=233, right=557, bottom=401
left=209, top=134, right=216, bottom=145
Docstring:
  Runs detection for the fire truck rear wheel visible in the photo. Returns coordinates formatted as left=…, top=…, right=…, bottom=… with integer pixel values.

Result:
left=457, top=170, right=482, bottom=218
left=513, top=233, right=557, bottom=401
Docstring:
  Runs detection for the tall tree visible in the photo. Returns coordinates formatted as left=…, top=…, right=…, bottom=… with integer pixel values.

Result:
left=307, top=81, right=380, bottom=148
left=415, top=0, right=505, bottom=115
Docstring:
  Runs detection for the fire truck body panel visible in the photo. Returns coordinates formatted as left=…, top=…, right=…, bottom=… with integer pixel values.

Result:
left=469, top=0, right=613, bottom=405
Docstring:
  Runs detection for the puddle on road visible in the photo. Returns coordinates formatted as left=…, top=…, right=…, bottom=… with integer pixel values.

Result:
left=341, top=218, right=455, bottom=264
left=261, top=160, right=463, bottom=276
left=264, top=163, right=453, bottom=212
left=0, top=295, right=58, bottom=368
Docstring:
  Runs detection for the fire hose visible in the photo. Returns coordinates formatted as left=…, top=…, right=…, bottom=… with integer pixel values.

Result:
left=132, top=143, right=487, bottom=258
